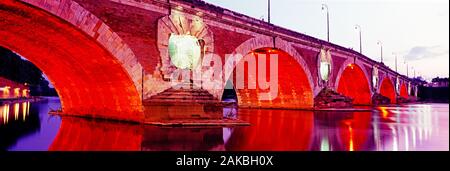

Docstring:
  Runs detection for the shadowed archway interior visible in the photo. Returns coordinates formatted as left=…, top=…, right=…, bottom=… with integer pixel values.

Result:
left=0, top=0, right=143, bottom=121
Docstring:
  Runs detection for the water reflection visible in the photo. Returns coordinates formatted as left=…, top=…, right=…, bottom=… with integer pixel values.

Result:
left=0, top=101, right=37, bottom=150
left=1, top=98, right=61, bottom=150
left=226, top=109, right=314, bottom=151
left=50, top=117, right=142, bottom=151
left=311, top=111, right=373, bottom=151
left=0, top=101, right=43, bottom=125
left=142, top=127, right=225, bottom=151
left=372, top=104, right=445, bottom=151
left=1, top=99, right=448, bottom=151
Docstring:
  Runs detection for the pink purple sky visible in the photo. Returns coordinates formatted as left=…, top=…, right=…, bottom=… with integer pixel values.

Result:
left=204, top=0, right=449, bottom=81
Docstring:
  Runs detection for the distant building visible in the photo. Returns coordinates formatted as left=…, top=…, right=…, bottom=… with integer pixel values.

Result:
left=411, top=77, right=427, bottom=87
left=0, top=76, right=30, bottom=99
left=427, top=77, right=449, bottom=88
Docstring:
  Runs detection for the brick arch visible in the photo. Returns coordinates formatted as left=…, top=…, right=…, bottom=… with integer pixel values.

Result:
left=224, top=36, right=315, bottom=95
left=334, top=59, right=373, bottom=93
left=379, top=77, right=396, bottom=104
left=334, top=59, right=373, bottom=105
left=222, top=36, right=315, bottom=109
left=0, top=0, right=144, bottom=121
left=400, top=82, right=409, bottom=98
left=377, top=73, right=391, bottom=92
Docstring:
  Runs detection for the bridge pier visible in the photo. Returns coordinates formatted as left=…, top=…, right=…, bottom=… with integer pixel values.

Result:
left=372, top=93, right=391, bottom=105
left=314, top=88, right=353, bottom=109
left=142, top=83, right=247, bottom=126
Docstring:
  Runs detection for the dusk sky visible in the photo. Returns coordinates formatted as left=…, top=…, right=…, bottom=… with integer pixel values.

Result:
left=203, top=0, right=449, bottom=81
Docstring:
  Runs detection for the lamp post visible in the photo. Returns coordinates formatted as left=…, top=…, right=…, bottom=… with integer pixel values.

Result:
left=322, top=4, right=330, bottom=42
left=405, top=61, right=409, bottom=77
left=392, top=52, right=398, bottom=72
left=268, top=0, right=271, bottom=24
left=355, top=25, right=362, bottom=54
left=377, top=41, right=383, bottom=63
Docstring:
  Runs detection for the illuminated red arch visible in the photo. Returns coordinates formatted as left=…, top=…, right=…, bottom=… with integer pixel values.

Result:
left=380, top=77, right=396, bottom=104
left=336, top=63, right=372, bottom=105
left=227, top=48, right=314, bottom=109
left=0, top=0, right=143, bottom=121
left=400, top=83, right=408, bottom=98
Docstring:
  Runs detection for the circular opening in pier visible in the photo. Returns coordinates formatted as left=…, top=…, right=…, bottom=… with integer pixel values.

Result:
left=168, top=34, right=202, bottom=70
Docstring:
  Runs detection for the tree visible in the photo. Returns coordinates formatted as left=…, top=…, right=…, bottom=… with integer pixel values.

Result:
left=0, top=46, right=56, bottom=96
left=0, top=46, right=44, bottom=86
left=432, top=77, right=449, bottom=83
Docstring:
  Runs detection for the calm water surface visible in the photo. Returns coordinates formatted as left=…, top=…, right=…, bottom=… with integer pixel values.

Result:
left=1, top=97, right=448, bottom=151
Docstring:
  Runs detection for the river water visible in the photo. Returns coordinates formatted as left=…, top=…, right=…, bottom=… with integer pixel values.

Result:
left=1, top=97, right=448, bottom=151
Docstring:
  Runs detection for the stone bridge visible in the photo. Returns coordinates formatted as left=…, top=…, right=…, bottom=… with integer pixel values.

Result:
left=0, top=0, right=418, bottom=123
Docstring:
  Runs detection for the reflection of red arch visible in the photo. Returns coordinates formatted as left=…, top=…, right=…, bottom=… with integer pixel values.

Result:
left=225, top=109, right=314, bottom=151
left=229, top=48, right=314, bottom=109
left=50, top=118, right=142, bottom=151
left=338, top=112, right=372, bottom=151
left=337, top=64, right=372, bottom=105
left=380, top=78, right=396, bottom=104
left=400, top=83, right=408, bottom=98
left=0, top=0, right=143, bottom=121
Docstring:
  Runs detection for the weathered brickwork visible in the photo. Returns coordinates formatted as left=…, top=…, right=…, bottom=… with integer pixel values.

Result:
left=1, top=0, right=143, bottom=122
left=0, top=0, right=418, bottom=122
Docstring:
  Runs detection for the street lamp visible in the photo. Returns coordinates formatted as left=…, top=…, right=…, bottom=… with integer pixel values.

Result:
left=322, top=4, right=330, bottom=42
left=392, top=52, right=398, bottom=72
left=268, top=0, right=271, bottom=24
left=377, top=41, right=383, bottom=63
left=355, top=25, right=362, bottom=54
left=404, top=60, right=409, bottom=77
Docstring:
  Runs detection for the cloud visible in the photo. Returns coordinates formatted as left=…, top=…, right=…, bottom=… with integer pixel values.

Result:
left=404, top=45, right=449, bottom=61
left=437, top=11, right=447, bottom=17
